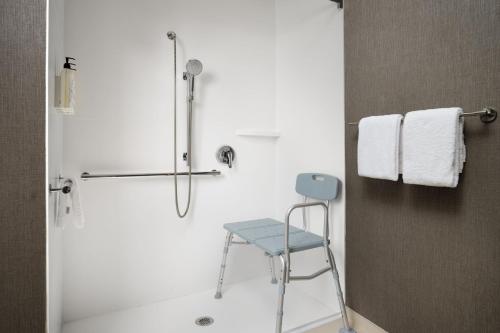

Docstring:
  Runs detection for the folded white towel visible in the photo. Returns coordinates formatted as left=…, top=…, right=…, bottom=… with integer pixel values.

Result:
left=357, top=114, right=403, bottom=181
left=402, top=107, right=466, bottom=188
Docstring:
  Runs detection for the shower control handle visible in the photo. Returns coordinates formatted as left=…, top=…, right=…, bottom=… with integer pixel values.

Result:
left=216, top=146, right=235, bottom=169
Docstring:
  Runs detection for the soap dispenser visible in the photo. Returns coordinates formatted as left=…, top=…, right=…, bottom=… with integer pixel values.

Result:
left=56, top=57, right=77, bottom=115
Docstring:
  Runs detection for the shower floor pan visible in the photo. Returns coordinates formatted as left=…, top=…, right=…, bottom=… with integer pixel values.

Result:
left=62, top=276, right=340, bottom=333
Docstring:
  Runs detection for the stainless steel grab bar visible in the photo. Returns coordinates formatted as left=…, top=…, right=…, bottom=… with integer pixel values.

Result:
left=81, top=170, right=221, bottom=180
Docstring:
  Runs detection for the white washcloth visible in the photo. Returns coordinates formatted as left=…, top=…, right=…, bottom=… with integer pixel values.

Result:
left=402, top=107, right=466, bottom=188
left=357, top=114, right=403, bottom=181
left=57, top=177, right=85, bottom=228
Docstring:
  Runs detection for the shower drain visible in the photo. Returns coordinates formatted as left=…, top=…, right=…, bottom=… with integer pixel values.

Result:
left=195, top=316, right=214, bottom=327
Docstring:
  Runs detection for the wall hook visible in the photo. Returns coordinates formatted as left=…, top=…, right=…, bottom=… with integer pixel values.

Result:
left=49, top=179, right=73, bottom=194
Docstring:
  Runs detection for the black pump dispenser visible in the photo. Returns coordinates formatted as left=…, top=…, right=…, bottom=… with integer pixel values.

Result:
left=64, top=57, right=76, bottom=70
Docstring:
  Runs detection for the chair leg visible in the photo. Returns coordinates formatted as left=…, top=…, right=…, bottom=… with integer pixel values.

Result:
left=267, top=254, right=278, bottom=284
left=325, top=246, right=357, bottom=333
left=275, top=255, right=287, bottom=333
left=214, top=232, right=233, bottom=299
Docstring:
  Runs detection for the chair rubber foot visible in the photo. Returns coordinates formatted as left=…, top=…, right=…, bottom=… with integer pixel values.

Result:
left=271, top=278, right=278, bottom=284
left=339, top=328, right=357, bottom=333
left=214, top=292, right=222, bottom=299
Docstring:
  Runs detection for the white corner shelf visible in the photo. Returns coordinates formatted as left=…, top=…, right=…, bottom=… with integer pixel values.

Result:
left=235, top=129, right=281, bottom=138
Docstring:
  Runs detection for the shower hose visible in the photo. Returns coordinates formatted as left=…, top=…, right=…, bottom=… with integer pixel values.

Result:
left=172, top=36, right=192, bottom=218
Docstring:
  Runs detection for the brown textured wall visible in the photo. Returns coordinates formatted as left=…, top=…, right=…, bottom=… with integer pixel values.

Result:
left=0, top=0, right=47, bottom=332
left=344, top=1, right=500, bottom=332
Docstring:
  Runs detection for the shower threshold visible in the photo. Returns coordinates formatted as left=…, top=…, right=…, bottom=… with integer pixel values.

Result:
left=62, top=276, right=340, bottom=333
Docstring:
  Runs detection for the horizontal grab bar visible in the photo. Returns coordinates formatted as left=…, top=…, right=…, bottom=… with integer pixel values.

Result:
left=81, top=170, right=221, bottom=180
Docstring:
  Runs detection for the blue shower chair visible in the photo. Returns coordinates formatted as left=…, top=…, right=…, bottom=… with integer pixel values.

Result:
left=214, top=173, right=356, bottom=333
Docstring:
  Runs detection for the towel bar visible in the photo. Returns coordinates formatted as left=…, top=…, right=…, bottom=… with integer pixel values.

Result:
left=347, top=107, right=497, bottom=125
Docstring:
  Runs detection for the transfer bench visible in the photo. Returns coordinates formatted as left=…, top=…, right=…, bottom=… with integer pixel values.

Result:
left=214, top=173, right=356, bottom=333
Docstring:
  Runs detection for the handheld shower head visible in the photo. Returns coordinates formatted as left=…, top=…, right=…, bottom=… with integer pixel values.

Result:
left=185, top=59, right=203, bottom=101
left=186, top=59, right=203, bottom=76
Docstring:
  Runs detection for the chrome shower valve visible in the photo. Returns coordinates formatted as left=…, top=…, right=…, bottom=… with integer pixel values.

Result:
left=216, top=146, right=235, bottom=168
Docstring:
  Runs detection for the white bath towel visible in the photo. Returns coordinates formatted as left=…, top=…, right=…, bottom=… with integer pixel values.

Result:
left=57, top=177, right=85, bottom=228
left=402, top=107, right=466, bottom=188
left=357, top=114, right=403, bottom=181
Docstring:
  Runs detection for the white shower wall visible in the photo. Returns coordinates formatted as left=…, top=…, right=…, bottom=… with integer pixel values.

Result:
left=63, top=0, right=277, bottom=322
left=61, top=0, right=345, bottom=324
left=274, top=0, right=345, bottom=310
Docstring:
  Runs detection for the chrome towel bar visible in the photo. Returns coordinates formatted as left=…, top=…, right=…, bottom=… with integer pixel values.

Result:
left=81, top=170, right=221, bottom=180
left=347, top=107, right=497, bottom=126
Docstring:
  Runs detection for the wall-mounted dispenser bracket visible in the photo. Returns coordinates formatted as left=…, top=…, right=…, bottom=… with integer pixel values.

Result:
left=330, top=0, right=343, bottom=9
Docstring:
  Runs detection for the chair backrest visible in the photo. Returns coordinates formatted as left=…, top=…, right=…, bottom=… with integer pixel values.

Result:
left=295, top=173, right=339, bottom=201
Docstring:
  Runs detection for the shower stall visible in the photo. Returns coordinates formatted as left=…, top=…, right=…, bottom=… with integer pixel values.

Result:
left=47, top=0, right=346, bottom=332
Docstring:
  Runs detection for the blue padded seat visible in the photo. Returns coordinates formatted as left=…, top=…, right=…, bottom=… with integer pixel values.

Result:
left=254, top=232, right=324, bottom=256
left=224, top=218, right=281, bottom=233
left=223, top=218, right=325, bottom=256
